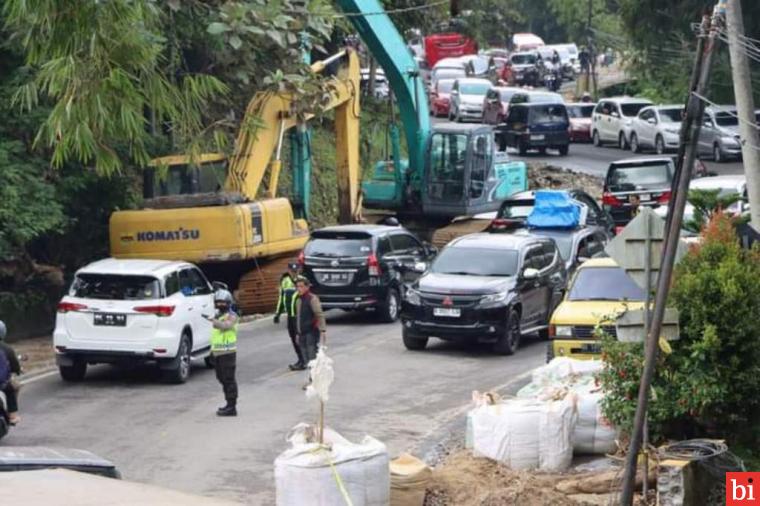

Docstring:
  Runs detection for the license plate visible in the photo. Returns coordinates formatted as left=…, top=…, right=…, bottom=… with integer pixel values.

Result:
left=580, top=343, right=601, bottom=353
left=530, top=134, right=545, bottom=141
left=94, top=313, right=127, bottom=327
left=633, top=193, right=650, bottom=202
left=433, top=307, right=461, bottom=318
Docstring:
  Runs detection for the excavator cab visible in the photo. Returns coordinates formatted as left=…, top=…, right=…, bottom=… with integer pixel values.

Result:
left=423, top=124, right=527, bottom=218
left=142, top=154, right=231, bottom=205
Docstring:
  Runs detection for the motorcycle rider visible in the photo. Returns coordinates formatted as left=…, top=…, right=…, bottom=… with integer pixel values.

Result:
left=274, top=262, right=305, bottom=371
left=580, top=92, right=593, bottom=103
left=205, top=289, right=239, bottom=417
left=0, top=321, right=21, bottom=425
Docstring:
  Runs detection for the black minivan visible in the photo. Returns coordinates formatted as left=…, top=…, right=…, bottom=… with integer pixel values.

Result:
left=300, top=225, right=437, bottom=322
left=496, top=102, right=570, bottom=156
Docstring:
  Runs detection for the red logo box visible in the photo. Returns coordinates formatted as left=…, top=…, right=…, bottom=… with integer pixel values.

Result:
left=727, top=472, right=760, bottom=505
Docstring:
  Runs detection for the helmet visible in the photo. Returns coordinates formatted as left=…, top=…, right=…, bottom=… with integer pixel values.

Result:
left=288, top=262, right=299, bottom=271
left=0, top=321, right=5, bottom=341
left=214, top=289, right=234, bottom=305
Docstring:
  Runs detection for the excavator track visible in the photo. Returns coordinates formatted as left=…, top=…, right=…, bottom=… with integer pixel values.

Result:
left=236, top=256, right=294, bottom=315
left=430, top=218, right=493, bottom=249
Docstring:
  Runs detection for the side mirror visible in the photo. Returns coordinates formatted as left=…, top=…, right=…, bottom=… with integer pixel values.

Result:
left=413, top=262, right=427, bottom=273
left=523, top=267, right=539, bottom=280
left=647, top=118, right=656, bottom=125
left=212, top=281, right=229, bottom=291
left=424, top=242, right=438, bottom=257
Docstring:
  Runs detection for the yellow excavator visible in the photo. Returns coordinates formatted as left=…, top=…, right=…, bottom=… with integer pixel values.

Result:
left=109, top=49, right=361, bottom=313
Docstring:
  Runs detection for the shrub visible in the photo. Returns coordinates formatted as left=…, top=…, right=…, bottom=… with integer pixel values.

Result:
left=600, top=213, right=760, bottom=443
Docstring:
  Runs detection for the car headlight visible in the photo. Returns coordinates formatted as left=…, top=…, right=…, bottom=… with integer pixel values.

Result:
left=554, top=325, right=573, bottom=337
left=625, top=119, right=633, bottom=126
left=405, top=288, right=422, bottom=305
left=479, top=292, right=508, bottom=307
left=664, top=127, right=679, bottom=135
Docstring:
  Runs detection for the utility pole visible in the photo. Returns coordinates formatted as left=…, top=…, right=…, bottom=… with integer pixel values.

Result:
left=618, top=8, right=721, bottom=505
left=726, top=0, right=760, bottom=230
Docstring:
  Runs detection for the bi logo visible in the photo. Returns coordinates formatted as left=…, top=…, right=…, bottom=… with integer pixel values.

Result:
left=727, top=473, right=760, bottom=505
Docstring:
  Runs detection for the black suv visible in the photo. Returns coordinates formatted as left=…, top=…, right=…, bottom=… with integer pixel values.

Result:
left=602, top=157, right=674, bottom=228
left=497, top=102, right=570, bottom=155
left=400, top=233, right=567, bottom=354
left=301, top=225, right=437, bottom=322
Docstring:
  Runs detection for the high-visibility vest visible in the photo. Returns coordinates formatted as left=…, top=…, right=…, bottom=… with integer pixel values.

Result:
left=276, top=275, right=298, bottom=317
left=210, top=313, right=238, bottom=353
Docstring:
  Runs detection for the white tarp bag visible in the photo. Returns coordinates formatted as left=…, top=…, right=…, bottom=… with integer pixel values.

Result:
left=275, top=424, right=390, bottom=506
left=306, top=346, right=334, bottom=403
left=470, top=396, right=576, bottom=471
left=516, top=358, right=616, bottom=455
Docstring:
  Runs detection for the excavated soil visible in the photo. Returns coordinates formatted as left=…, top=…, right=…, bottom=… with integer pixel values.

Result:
left=527, top=164, right=603, bottom=199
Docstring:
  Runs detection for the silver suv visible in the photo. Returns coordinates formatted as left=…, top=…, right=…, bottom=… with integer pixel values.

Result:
left=592, top=97, right=652, bottom=149
left=698, top=106, right=742, bottom=163
left=629, top=105, right=684, bottom=154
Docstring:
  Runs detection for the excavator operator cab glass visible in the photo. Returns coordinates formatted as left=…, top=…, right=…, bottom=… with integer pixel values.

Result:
left=143, top=158, right=228, bottom=199
left=427, top=132, right=468, bottom=202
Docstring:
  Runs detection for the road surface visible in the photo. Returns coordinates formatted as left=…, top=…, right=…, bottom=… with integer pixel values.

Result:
left=9, top=312, right=545, bottom=505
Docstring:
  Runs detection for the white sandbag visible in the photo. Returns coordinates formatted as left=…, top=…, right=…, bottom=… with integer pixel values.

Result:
left=528, top=357, right=603, bottom=389
left=573, top=392, right=617, bottom=455
left=470, top=396, right=576, bottom=472
left=275, top=424, right=390, bottom=506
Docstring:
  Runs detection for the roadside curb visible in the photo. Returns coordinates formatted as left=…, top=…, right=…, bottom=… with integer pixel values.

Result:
left=19, top=366, right=58, bottom=386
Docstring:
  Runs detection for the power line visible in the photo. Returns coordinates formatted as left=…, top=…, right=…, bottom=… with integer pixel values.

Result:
left=692, top=91, right=760, bottom=153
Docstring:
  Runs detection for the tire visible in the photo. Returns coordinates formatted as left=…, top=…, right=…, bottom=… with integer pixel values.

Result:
left=402, top=327, right=428, bottom=351
left=592, top=130, right=602, bottom=147
left=518, top=141, right=528, bottom=156
left=713, top=143, right=724, bottom=163
left=538, top=146, right=547, bottom=155
left=59, top=360, right=87, bottom=382
left=538, top=327, right=551, bottom=340
left=204, top=355, right=215, bottom=369
left=163, top=334, right=192, bottom=384
left=655, top=135, right=665, bottom=155
left=546, top=342, right=555, bottom=363
left=630, top=132, right=641, bottom=153
left=378, top=288, right=400, bottom=323
left=494, top=308, right=521, bottom=355
left=618, top=132, right=629, bottom=150
left=558, top=144, right=569, bottom=156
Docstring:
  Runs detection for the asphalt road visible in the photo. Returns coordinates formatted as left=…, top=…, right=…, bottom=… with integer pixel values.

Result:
left=431, top=116, right=744, bottom=178
left=9, top=312, right=545, bottom=505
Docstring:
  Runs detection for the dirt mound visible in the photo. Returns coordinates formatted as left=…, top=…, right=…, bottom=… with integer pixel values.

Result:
left=528, top=164, right=603, bottom=200
left=424, top=451, right=580, bottom=506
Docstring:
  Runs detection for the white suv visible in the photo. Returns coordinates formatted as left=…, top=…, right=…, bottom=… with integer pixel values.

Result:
left=592, top=97, right=653, bottom=149
left=54, top=259, right=216, bottom=383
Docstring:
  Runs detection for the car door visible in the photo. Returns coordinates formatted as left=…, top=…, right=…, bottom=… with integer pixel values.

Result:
left=518, top=245, right=545, bottom=327
left=179, top=267, right=213, bottom=351
left=388, top=233, right=426, bottom=283
left=597, top=101, right=614, bottom=141
left=638, top=109, right=655, bottom=146
left=450, top=80, right=460, bottom=115
left=698, top=113, right=715, bottom=155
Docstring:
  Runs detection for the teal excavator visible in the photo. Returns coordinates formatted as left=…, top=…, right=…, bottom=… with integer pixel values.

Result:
left=336, top=0, right=527, bottom=228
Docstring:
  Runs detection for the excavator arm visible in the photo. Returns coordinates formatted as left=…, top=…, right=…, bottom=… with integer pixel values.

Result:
left=225, top=49, right=362, bottom=223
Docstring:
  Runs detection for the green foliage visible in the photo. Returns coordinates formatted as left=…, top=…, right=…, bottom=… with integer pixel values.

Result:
left=684, top=188, right=745, bottom=233
left=600, top=214, right=760, bottom=444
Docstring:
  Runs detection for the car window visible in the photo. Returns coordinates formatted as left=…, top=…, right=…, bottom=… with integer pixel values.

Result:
left=532, top=231, right=573, bottom=261
left=70, top=274, right=161, bottom=300
left=529, top=104, right=568, bottom=124
left=428, top=132, right=468, bottom=201
left=607, top=163, right=674, bottom=192
left=599, top=102, right=612, bottom=115
left=431, top=247, right=519, bottom=276
left=567, top=105, right=594, bottom=118
left=639, top=109, right=654, bottom=121
left=510, top=93, right=529, bottom=105
left=377, top=236, right=392, bottom=257
left=568, top=267, right=645, bottom=301
left=470, top=135, right=490, bottom=199
left=574, top=194, right=599, bottom=224
left=621, top=102, right=650, bottom=117
left=522, top=247, right=544, bottom=270
left=305, top=233, right=373, bottom=257
left=589, top=234, right=606, bottom=255
left=437, top=80, right=454, bottom=93
left=497, top=198, right=534, bottom=219
left=659, top=108, right=684, bottom=122
left=390, top=234, right=422, bottom=253
left=507, top=106, right=528, bottom=125
left=188, top=268, right=211, bottom=295
left=715, top=111, right=739, bottom=127
left=165, top=272, right=180, bottom=296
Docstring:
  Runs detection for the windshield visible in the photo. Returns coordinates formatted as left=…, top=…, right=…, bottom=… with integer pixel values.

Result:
left=144, top=161, right=227, bottom=199
left=715, top=111, right=738, bottom=127
left=305, top=236, right=372, bottom=258
left=431, top=247, right=519, bottom=276
left=531, top=93, right=563, bottom=103
left=70, top=274, right=161, bottom=300
left=428, top=132, right=468, bottom=202
left=437, top=80, right=454, bottom=93
left=511, top=54, right=536, bottom=65
left=498, top=89, right=517, bottom=101
left=434, top=68, right=466, bottom=80
left=567, top=105, right=594, bottom=118
left=659, top=108, right=683, bottom=123
left=530, top=104, right=568, bottom=124
left=460, top=83, right=491, bottom=95
left=607, top=163, right=674, bottom=192
left=568, top=267, right=645, bottom=301
left=621, top=103, right=650, bottom=117
left=532, top=232, right=574, bottom=261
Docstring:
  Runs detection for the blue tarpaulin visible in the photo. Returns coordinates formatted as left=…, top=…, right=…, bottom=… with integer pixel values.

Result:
left=526, top=190, right=581, bottom=229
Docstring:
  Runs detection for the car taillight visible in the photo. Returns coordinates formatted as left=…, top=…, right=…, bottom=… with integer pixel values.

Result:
left=657, top=191, right=672, bottom=203
left=490, top=218, right=522, bottom=231
left=367, top=254, right=381, bottom=277
left=133, top=305, right=175, bottom=317
left=548, top=325, right=556, bottom=338
left=57, top=302, right=88, bottom=313
left=297, top=250, right=305, bottom=266
left=602, top=192, right=623, bottom=207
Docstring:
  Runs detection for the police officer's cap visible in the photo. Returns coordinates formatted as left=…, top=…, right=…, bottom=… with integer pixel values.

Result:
left=288, top=262, right=300, bottom=270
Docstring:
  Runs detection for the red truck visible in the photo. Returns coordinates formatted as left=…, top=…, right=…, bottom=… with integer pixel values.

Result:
left=424, top=33, right=478, bottom=68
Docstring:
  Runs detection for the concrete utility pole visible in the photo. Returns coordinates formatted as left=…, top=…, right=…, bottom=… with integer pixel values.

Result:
left=726, top=0, right=760, bottom=230
left=618, top=9, right=721, bottom=506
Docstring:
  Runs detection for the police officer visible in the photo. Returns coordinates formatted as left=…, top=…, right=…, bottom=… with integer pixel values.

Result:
left=274, top=262, right=305, bottom=371
left=205, top=289, right=239, bottom=417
